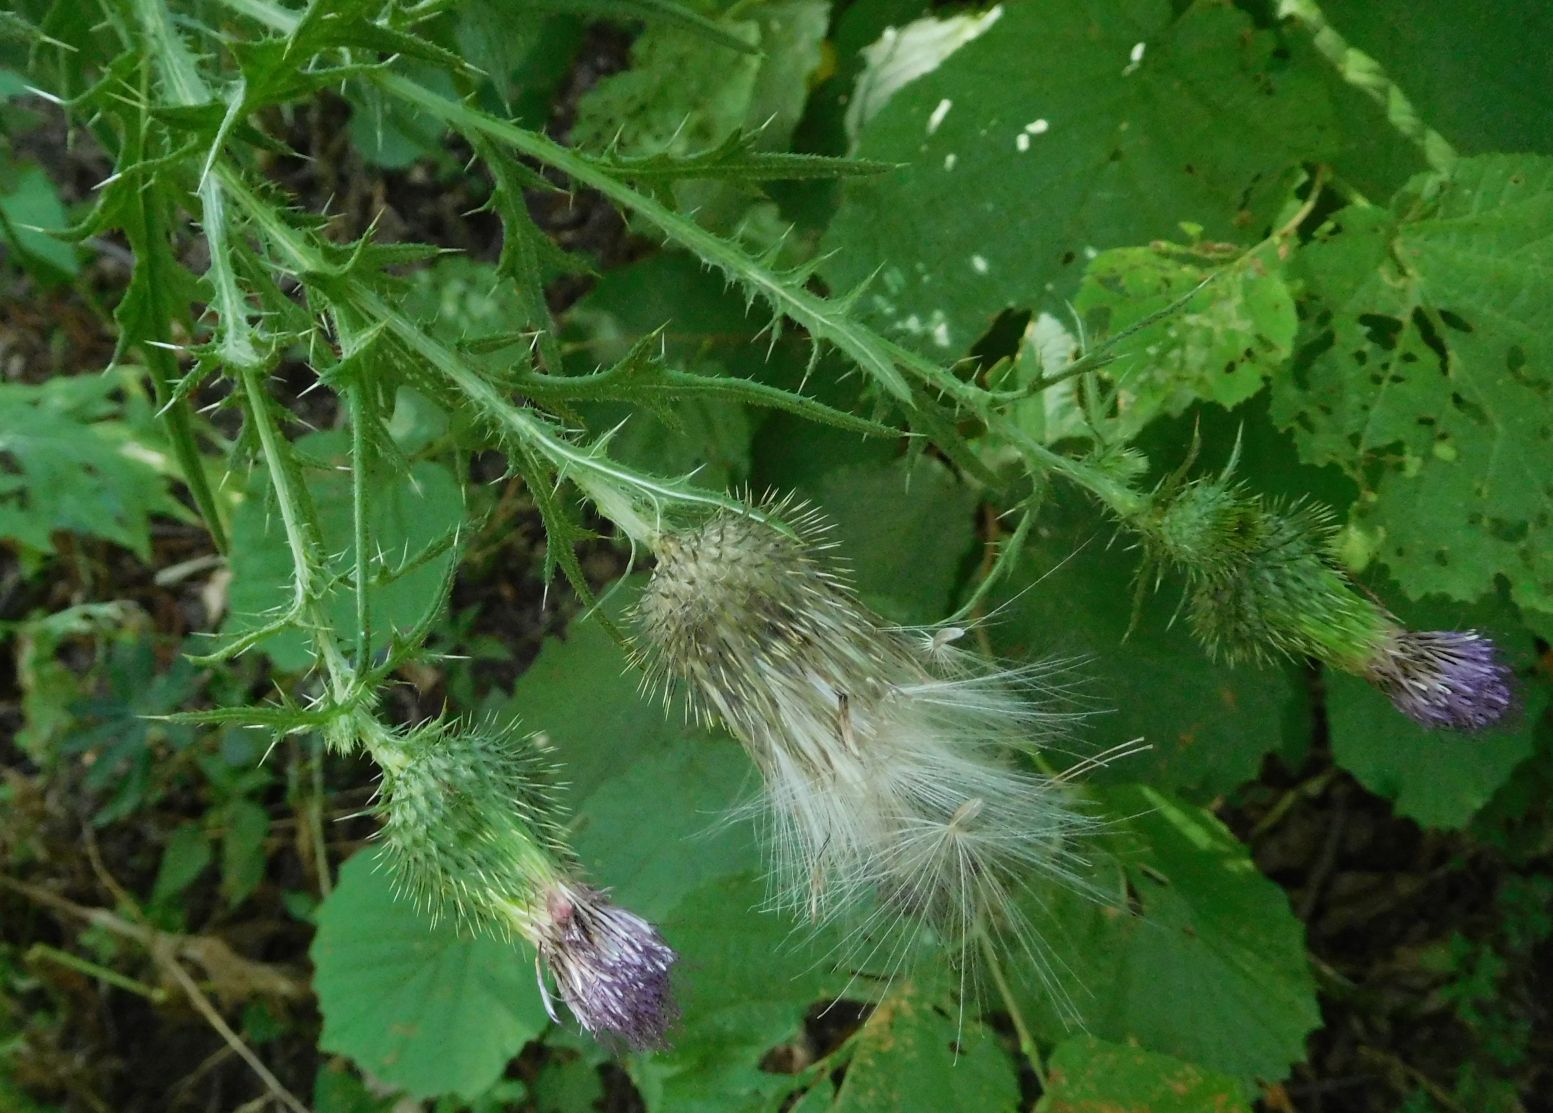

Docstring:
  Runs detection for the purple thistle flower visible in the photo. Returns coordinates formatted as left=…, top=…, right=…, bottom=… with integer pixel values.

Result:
left=1365, top=629, right=1514, bottom=731
left=534, top=883, right=678, bottom=1051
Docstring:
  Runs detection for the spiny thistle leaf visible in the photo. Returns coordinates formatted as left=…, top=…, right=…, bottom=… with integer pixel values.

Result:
left=580, top=130, right=898, bottom=185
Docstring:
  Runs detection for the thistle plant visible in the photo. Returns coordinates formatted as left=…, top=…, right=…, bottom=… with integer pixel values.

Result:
left=378, top=721, right=677, bottom=1048
left=11, top=0, right=1536, bottom=1090
left=1139, top=468, right=1514, bottom=731
left=632, top=500, right=1105, bottom=985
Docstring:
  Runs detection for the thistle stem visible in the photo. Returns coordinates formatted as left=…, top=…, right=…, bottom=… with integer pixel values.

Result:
left=978, top=929, right=1046, bottom=1083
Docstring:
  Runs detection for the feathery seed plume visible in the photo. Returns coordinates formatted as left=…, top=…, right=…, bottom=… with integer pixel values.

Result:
left=633, top=503, right=1102, bottom=984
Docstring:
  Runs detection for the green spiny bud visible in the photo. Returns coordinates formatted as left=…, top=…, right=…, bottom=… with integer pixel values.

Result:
left=375, top=719, right=681, bottom=1047
left=1143, top=477, right=1513, bottom=731
left=377, top=719, right=569, bottom=935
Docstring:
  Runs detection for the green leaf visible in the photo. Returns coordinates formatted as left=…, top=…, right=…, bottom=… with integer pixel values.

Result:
left=629, top=873, right=843, bottom=1113
left=1070, top=244, right=1298, bottom=438
left=311, top=850, right=549, bottom=1100
left=151, top=822, right=214, bottom=906
left=1036, top=1035, right=1252, bottom=1113
left=220, top=797, right=271, bottom=905
left=821, top=0, right=1338, bottom=355
left=1020, top=786, right=1320, bottom=1089
left=573, top=0, right=829, bottom=233
left=569, top=735, right=759, bottom=921
left=1326, top=585, right=1550, bottom=829
left=0, top=376, right=182, bottom=560
left=811, top=456, right=978, bottom=624
left=996, top=491, right=1305, bottom=799
left=807, top=982, right=1018, bottom=1112
left=502, top=589, right=761, bottom=915
left=1270, top=156, right=1553, bottom=617
left=1318, top=0, right=1553, bottom=161
left=0, top=162, right=77, bottom=278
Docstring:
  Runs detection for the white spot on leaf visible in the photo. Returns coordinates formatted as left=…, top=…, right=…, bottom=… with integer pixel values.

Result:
left=927, top=98, right=952, bottom=134
left=971, top=255, right=989, bottom=274
left=1016, top=133, right=1030, bottom=152
left=1025, top=118, right=1049, bottom=135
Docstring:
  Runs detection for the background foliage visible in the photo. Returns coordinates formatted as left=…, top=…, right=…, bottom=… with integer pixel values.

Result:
left=1, top=1, right=1551, bottom=1112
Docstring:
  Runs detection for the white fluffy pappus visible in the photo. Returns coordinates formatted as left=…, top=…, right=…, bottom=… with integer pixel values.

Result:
left=632, top=503, right=1128, bottom=1004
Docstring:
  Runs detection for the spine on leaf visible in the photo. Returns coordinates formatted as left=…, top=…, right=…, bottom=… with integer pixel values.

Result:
left=377, top=721, right=677, bottom=1050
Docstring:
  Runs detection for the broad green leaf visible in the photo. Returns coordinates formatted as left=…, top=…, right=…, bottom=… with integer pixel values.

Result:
left=1270, top=156, right=1553, bottom=618
left=311, top=850, right=549, bottom=1100
left=1020, top=786, right=1320, bottom=1089
left=569, top=742, right=759, bottom=921
left=996, top=491, right=1305, bottom=799
left=1326, top=585, right=1549, bottom=829
left=1036, top=1035, right=1252, bottom=1113
left=629, top=872, right=844, bottom=1113
left=1070, top=244, right=1298, bottom=438
left=1319, top=0, right=1553, bottom=160
left=822, top=0, right=1337, bottom=355
left=503, top=588, right=762, bottom=912
left=222, top=438, right=462, bottom=670
left=500, top=591, right=668, bottom=801
left=810, top=982, right=1018, bottom=1113
left=811, top=456, right=978, bottom=625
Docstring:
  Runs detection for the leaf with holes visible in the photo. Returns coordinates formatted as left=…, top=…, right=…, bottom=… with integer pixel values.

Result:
left=821, top=0, right=1338, bottom=356
left=1270, top=155, right=1553, bottom=619
left=1071, top=243, right=1298, bottom=438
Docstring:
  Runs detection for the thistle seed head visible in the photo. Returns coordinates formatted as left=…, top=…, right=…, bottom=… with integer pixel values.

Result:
left=634, top=505, right=1100, bottom=973
left=1364, top=628, right=1514, bottom=731
left=534, top=882, right=678, bottom=1050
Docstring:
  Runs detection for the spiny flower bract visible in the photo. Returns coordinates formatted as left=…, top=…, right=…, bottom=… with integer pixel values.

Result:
left=632, top=503, right=1101, bottom=987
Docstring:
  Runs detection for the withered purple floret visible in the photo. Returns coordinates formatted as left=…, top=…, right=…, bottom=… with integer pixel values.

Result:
left=1366, top=629, right=1514, bottom=731
left=535, top=884, right=678, bottom=1051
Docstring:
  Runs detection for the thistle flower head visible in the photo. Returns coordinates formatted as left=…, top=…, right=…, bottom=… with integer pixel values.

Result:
left=1364, top=628, right=1514, bottom=731
left=376, top=721, right=679, bottom=1047
left=534, top=882, right=679, bottom=1050
left=634, top=503, right=1101, bottom=990
left=1145, top=475, right=1515, bottom=732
